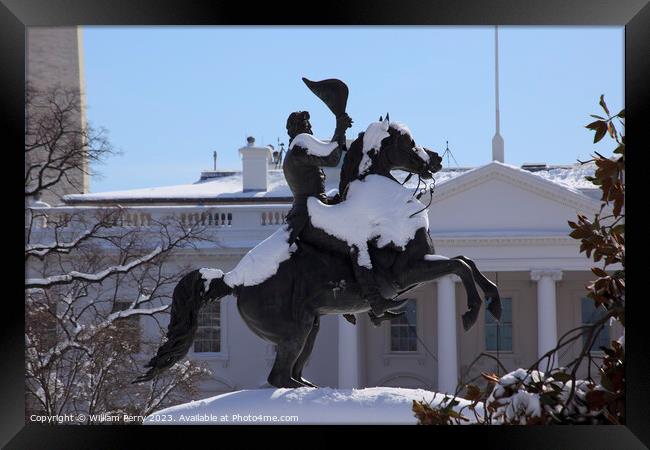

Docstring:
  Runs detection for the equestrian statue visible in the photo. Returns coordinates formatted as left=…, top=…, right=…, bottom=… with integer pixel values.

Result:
left=135, top=78, right=502, bottom=388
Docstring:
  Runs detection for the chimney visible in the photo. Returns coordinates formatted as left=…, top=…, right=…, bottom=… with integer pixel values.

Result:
left=239, top=136, right=272, bottom=191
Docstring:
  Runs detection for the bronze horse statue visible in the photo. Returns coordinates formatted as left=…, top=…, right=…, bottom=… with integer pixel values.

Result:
left=135, top=118, right=502, bottom=388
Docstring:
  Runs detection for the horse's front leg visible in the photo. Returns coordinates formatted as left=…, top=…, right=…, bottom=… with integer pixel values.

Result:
left=451, top=256, right=502, bottom=322
left=397, top=257, right=483, bottom=331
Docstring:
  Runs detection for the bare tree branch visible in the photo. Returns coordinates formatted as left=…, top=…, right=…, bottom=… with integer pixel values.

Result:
left=24, top=86, right=210, bottom=420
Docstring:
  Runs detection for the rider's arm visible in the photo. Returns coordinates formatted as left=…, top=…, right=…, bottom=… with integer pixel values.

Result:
left=293, top=145, right=343, bottom=167
left=292, top=113, right=352, bottom=167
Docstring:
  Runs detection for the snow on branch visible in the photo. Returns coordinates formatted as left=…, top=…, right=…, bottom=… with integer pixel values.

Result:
left=25, top=221, right=106, bottom=260
left=104, top=304, right=169, bottom=324
left=25, top=245, right=163, bottom=289
left=142, top=361, right=209, bottom=416
left=33, top=300, right=169, bottom=371
left=32, top=339, right=93, bottom=371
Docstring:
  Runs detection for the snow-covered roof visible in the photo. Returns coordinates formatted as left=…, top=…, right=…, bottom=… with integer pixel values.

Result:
left=64, top=162, right=598, bottom=205
left=65, top=170, right=296, bottom=204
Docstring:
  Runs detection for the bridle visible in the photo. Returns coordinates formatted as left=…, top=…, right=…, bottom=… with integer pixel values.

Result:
left=388, top=135, right=437, bottom=218
left=365, top=131, right=437, bottom=217
left=408, top=174, right=436, bottom=218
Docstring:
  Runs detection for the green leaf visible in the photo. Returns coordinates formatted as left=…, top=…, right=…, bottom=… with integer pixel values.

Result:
left=617, top=109, right=624, bottom=118
left=590, top=114, right=606, bottom=120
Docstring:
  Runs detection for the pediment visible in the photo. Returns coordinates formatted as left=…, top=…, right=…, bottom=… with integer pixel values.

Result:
left=427, top=162, right=601, bottom=234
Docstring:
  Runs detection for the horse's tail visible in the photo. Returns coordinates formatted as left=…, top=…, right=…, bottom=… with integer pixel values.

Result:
left=133, top=268, right=233, bottom=383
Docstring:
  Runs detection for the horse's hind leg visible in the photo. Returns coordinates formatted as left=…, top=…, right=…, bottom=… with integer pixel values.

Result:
left=291, top=316, right=320, bottom=388
left=267, top=317, right=314, bottom=388
left=452, top=256, right=502, bottom=321
left=268, top=341, right=308, bottom=388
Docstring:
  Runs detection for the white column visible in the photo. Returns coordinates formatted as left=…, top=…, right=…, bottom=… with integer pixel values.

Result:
left=531, top=269, right=562, bottom=364
left=338, top=316, right=360, bottom=389
left=437, top=275, right=459, bottom=394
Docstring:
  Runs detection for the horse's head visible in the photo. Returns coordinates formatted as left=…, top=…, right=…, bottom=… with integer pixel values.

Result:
left=360, top=115, right=442, bottom=178
left=384, top=127, right=443, bottom=180
left=339, top=116, right=443, bottom=198
left=422, top=148, right=443, bottom=175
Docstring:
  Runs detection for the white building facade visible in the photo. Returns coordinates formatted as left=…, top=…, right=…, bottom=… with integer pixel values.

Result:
left=52, top=152, right=622, bottom=398
left=26, top=26, right=621, bottom=400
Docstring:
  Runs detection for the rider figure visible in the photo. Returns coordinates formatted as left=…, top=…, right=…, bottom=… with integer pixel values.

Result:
left=283, top=111, right=399, bottom=323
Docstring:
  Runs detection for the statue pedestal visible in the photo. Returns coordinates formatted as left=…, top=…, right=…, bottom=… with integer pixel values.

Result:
left=143, top=387, right=480, bottom=425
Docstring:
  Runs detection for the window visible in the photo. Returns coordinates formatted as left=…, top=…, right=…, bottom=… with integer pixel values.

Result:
left=194, top=302, right=221, bottom=353
left=581, top=297, right=610, bottom=352
left=111, top=300, right=141, bottom=353
left=485, top=297, right=512, bottom=352
left=390, top=299, right=417, bottom=352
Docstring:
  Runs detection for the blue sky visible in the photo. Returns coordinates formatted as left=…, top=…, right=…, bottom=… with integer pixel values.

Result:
left=83, top=26, right=623, bottom=193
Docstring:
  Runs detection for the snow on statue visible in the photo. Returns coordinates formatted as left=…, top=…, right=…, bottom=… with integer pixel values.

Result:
left=308, top=174, right=429, bottom=269
left=135, top=78, right=502, bottom=391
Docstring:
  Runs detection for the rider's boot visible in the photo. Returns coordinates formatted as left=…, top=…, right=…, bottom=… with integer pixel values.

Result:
left=366, top=293, right=387, bottom=317
left=348, top=245, right=409, bottom=319
left=350, top=246, right=390, bottom=316
left=367, top=294, right=409, bottom=317
left=357, top=280, right=391, bottom=317
left=369, top=310, right=406, bottom=327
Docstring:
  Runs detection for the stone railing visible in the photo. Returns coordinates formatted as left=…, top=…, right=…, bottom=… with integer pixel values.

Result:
left=27, top=204, right=291, bottom=232
left=260, top=210, right=287, bottom=226
left=177, top=211, right=232, bottom=228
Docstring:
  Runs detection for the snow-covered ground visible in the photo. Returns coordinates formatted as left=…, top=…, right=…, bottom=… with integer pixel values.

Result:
left=143, top=368, right=613, bottom=425
left=143, top=387, right=482, bottom=425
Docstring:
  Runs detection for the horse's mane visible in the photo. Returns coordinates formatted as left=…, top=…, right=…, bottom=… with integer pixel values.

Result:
left=338, top=124, right=402, bottom=200
left=338, top=133, right=364, bottom=200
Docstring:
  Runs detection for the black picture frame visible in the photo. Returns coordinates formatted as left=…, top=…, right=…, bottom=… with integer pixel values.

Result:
left=3, top=0, right=648, bottom=447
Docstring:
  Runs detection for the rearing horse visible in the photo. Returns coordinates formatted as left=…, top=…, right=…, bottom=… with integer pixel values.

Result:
left=135, top=117, right=502, bottom=388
